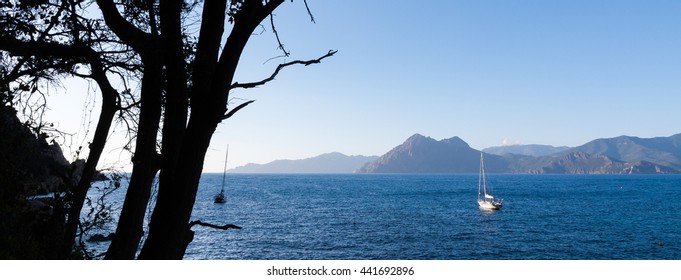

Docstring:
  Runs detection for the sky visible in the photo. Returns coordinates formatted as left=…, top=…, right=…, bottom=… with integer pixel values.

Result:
left=41, top=0, right=681, bottom=172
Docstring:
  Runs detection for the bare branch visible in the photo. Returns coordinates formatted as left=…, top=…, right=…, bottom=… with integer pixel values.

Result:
left=189, top=220, right=242, bottom=230
left=268, top=0, right=316, bottom=58
left=303, top=0, right=316, bottom=23
left=222, top=99, right=255, bottom=120
left=231, top=50, right=337, bottom=90
left=269, top=14, right=289, bottom=57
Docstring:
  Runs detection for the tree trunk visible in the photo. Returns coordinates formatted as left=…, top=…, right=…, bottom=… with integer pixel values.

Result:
left=61, top=53, right=119, bottom=256
left=157, top=0, right=188, bottom=207
left=137, top=114, right=219, bottom=259
left=138, top=0, right=283, bottom=259
left=61, top=86, right=116, bottom=256
left=104, top=60, right=163, bottom=259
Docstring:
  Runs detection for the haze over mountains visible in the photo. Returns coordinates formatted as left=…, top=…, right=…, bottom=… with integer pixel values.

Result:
left=229, top=133, right=681, bottom=174
left=227, top=152, right=378, bottom=173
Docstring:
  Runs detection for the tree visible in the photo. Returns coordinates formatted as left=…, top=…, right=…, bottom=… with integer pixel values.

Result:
left=1, top=0, right=335, bottom=259
left=1, top=0, right=133, bottom=257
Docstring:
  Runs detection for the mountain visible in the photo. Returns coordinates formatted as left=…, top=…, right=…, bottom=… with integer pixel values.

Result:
left=229, top=133, right=681, bottom=174
left=505, top=134, right=681, bottom=174
left=483, top=144, right=570, bottom=157
left=356, top=134, right=508, bottom=173
left=228, top=152, right=378, bottom=173
left=509, top=151, right=673, bottom=174
left=358, top=133, right=681, bottom=174
left=510, top=151, right=679, bottom=174
left=567, top=134, right=681, bottom=171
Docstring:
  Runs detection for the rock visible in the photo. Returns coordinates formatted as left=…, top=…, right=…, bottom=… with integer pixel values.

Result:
left=0, top=104, right=76, bottom=195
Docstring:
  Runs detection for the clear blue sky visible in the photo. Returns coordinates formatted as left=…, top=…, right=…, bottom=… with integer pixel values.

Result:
left=45, top=1, right=681, bottom=171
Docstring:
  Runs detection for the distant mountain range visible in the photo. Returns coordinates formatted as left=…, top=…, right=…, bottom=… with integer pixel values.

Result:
left=227, top=152, right=378, bottom=173
left=569, top=135, right=681, bottom=171
left=357, top=133, right=681, bottom=174
left=228, top=133, right=681, bottom=174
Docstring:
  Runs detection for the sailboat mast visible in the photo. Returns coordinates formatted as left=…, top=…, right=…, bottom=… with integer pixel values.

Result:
left=480, top=152, right=488, bottom=201
left=221, top=145, right=229, bottom=191
left=478, top=152, right=483, bottom=200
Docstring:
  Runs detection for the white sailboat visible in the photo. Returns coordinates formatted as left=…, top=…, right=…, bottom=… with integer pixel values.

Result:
left=477, top=152, right=502, bottom=210
left=214, top=145, right=229, bottom=204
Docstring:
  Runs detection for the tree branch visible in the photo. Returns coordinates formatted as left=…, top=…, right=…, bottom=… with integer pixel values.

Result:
left=302, top=0, right=315, bottom=23
left=0, top=35, right=88, bottom=62
left=95, top=0, right=153, bottom=55
left=222, top=99, right=255, bottom=120
left=189, top=220, right=242, bottom=230
left=211, top=0, right=284, bottom=101
left=230, top=50, right=336, bottom=90
left=269, top=14, right=290, bottom=57
left=189, top=0, right=227, bottom=101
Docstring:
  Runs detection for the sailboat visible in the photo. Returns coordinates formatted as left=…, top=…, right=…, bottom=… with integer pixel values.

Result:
left=214, top=146, right=229, bottom=204
left=477, top=152, right=502, bottom=210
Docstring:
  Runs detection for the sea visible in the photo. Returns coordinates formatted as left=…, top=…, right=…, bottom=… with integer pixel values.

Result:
left=85, top=174, right=681, bottom=260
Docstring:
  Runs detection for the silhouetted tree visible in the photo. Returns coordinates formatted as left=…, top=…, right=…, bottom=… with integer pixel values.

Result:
left=1, top=0, right=334, bottom=259
left=1, top=0, right=133, bottom=257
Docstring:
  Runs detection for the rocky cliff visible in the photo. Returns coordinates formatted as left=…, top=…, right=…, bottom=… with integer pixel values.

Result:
left=0, top=105, right=79, bottom=195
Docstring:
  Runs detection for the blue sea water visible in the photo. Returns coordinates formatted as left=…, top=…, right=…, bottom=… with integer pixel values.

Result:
left=87, top=174, right=681, bottom=260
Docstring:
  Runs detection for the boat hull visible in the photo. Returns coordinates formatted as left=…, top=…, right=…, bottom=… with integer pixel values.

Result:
left=478, top=199, right=502, bottom=211
left=214, top=193, right=226, bottom=204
